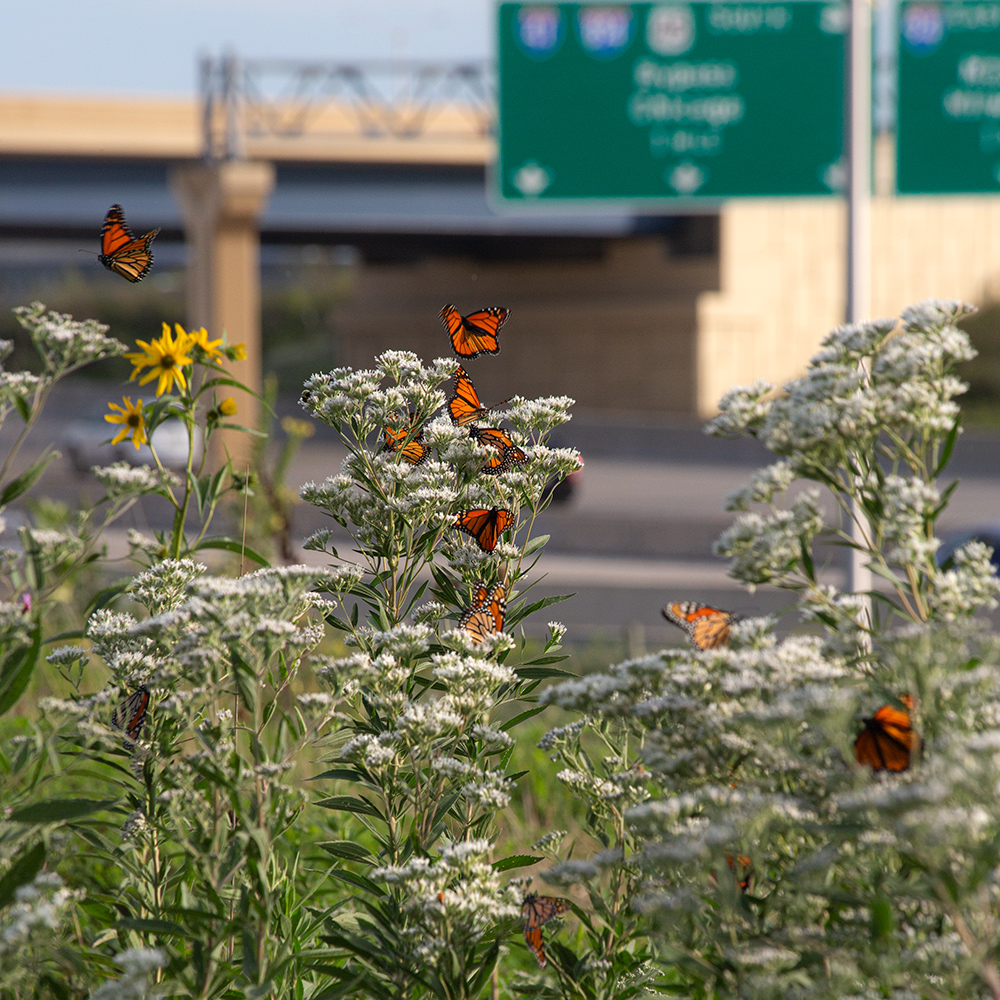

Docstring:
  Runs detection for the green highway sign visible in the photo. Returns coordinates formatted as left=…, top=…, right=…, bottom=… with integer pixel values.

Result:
left=897, top=1, right=1000, bottom=194
left=496, top=2, right=847, bottom=203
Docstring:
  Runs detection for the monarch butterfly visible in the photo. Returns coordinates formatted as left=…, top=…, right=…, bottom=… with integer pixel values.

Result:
left=453, top=507, right=513, bottom=552
left=854, top=694, right=919, bottom=772
left=470, top=426, right=527, bottom=476
left=111, top=686, right=150, bottom=750
left=440, top=304, right=509, bottom=359
left=521, top=893, right=571, bottom=968
left=383, top=422, right=428, bottom=466
left=726, top=852, right=754, bottom=893
left=448, top=366, right=513, bottom=427
left=98, top=205, right=161, bottom=282
left=460, top=581, right=506, bottom=643
left=661, top=601, right=737, bottom=651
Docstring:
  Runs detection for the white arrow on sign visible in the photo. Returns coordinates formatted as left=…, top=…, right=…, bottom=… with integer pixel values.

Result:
left=512, top=161, right=553, bottom=196
left=667, top=161, right=706, bottom=194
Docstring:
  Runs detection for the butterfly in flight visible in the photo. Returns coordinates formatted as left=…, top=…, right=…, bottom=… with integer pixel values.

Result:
left=98, top=205, right=161, bottom=282
left=460, top=581, right=506, bottom=643
left=453, top=507, right=513, bottom=552
left=854, top=694, right=919, bottom=772
left=448, top=366, right=513, bottom=427
left=440, top=304, right=509, bottom=359
left=521, top=893, right=571, bottom=968
left=662, top=601, right=737, bottom=651
left=383, top=419, right=428, bottom=466
left=470, top=426, right=527, bottom=476
left=111, top=685, right=150, bottom=750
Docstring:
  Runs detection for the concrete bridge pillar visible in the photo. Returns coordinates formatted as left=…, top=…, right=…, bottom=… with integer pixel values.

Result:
left=169, top=160, right=275, bottom=467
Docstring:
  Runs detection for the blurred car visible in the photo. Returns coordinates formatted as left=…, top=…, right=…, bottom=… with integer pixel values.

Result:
left=62, top=417, right=202, bottom=475
left=542, top=463, right=583, bottom=505
left=936, top=525, right=1000, bottom=574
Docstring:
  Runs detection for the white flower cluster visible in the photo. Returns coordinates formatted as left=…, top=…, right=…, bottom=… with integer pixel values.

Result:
left=13, top=302, right=127, bottom=374
left=127, top=558, right=207, bottom=615
left=0, top=872, right=77, bottom=952
left=371, top=838, right=520, bottom=962
left=89, top=947, right=166, bottom=1000
left=92, top=462, right=178, bottom=499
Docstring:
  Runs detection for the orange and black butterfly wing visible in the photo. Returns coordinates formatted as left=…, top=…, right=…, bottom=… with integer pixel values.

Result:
left=470, top=427, right=514, bottom=450
left=99, top=206, right=160, bottom=283
left=662, top=600, right=735, bottom=650
left=480, top=443, right=528, bottom=476
left=100, top=205, right=135, bottom=256
left=454, top=507, right=513, bottom=552
left=384, top=421, right=427, bottom=466
left=111, top=686, right=150, bottom=750
left=441, top=304, right=509, bottom=359
left=521, top=894, right=571, bottom=967
left=460, top=583, right=506, bottom=642
left=854, top=703, right=916, bottom=772
left=523, top=925, right=547, bottom=967
left=448, top=366, right=488, bottom=426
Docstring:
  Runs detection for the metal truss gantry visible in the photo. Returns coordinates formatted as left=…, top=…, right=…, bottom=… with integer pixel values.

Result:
left=200, top=53, right=495, bottom=158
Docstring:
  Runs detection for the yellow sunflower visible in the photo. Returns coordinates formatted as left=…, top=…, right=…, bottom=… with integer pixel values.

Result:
left=188, top=326, right=225, bottom=363
left=125, top=323, right=194, bottom=397
left=105, top=396, right=147, bottom=449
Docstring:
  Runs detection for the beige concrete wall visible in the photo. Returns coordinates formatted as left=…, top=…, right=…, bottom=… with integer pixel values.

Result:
left=0, top=93, right=490, bottom=163
left=333, top=239, right=719, bottom=414
left=696, top=196, right=1000, bottom=417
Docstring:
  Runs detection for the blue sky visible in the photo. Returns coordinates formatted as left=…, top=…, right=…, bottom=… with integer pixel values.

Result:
left=0, top=0, right=493, bottom=96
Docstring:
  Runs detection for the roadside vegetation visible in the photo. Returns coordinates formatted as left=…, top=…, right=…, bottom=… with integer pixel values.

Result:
left=3, top=295, right=1000, bottom=1000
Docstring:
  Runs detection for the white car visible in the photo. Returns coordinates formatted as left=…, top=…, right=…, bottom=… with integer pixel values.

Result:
left=62, top=417, right=203, bottom=474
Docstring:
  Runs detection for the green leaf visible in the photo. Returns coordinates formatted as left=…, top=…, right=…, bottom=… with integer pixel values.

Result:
left=522, top=533, right=550, bottom=557
left=319, top=841, right=374, bottom=862
left=326, top=867, right=386, bottom=895
left=521, top=654, right=569, bottom=666
left=193, top=537, right=269, bottom=566
left=933, top=417, right=961, bottom=477
left=9, top=798, right=118, bottom=823
left=0, top=622, right=41, bottom=717
left=513, top=592, right=574, bottom=619
left=13, top=393, right=31, bottom=423
left=492, top=854, right=542, bottom=872
left=870, top=897, right=894, bottom=941
left=309, top=768, right=364, bottom=782
left=116, top=916, right=198, bottom=939
left=0, top=841, right=46, bottom=909
left=516, top=665, right=577, bottom=680
left=315, top=795, right=384, bottom=819
left=500, top=705, right=547, bottom=731
left=1, top=451, right=57, bottom=506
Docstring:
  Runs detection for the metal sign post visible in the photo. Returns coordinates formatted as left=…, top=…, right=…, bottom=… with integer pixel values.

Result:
left=846, top=0, right=874, bottom=616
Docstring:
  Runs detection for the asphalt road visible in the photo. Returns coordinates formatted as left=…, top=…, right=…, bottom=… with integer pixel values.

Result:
left=6, top=380, right=1000, bottom=648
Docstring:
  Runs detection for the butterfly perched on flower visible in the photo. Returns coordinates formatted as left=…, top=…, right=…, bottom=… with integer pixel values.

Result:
left=98, top=205, right=161, bottom=282
left=454, top=507, right=513, bottom=552
left=460, top=581, right=506, bottom=643
left=440, top=304, right=509, bottom=359
left=854, top=694, right=919, bottom=772
left=448, top=366, right=513, bottom=427
left=662, top=601, right=737, bottom=650
left=383, top=418, right=427, bottom=466
left=470, top=426, right=527, bottom=476
left=521, top=893, right=571, bottom=968
left=111, top=686, right=150, bottom=750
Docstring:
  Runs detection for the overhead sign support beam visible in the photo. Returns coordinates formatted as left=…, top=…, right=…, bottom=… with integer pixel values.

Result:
left=846, top=0, right=873, bottom=611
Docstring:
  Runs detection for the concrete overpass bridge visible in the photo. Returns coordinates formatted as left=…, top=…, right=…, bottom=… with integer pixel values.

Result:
left=3, top=58, right=1000, bottom=441
left=0, top=62, right=719, bottom=449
